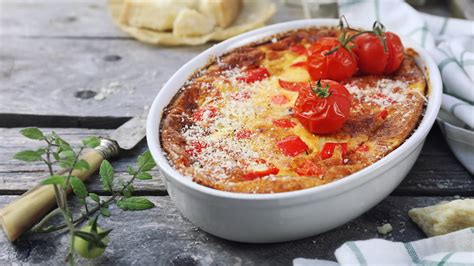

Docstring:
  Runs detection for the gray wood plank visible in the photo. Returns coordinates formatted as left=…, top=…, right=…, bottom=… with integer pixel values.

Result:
left=0, top=0, right=126, bottom=38
left=0, top=195, right=463, bottom=264
left=0, top=128, right=166, bottom=194
left=0, top=37, right=209, bottom=118
left=1, top=126, right=472, bottom=195
left=0, top=0, right=302, bottom=38
left=0, top=1, right=304, bottom=119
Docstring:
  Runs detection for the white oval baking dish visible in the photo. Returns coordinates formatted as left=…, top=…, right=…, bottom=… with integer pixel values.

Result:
left=146, top=19, right=442, bottom=243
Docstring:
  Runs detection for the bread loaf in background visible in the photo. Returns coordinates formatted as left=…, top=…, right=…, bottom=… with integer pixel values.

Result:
left=173, top=8, right=216, bottom=37
left=199, top=0, right=242, bottom=28
left=120, top=0, right=242, bottom=35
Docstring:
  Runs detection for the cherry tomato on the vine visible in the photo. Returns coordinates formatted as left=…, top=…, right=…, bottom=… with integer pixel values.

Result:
left=352, top=22, right=404, bottom=74
left=306, top=37, right=358, bottom=81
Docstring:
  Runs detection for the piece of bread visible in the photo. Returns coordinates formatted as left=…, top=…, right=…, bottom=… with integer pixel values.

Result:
left=199, top=0, right=242, bottom=28
left=408, top=199, right=474, bottom=237
left=108, top=0, right=276, bottom=46
left=119, top=0, right=199, bottom=31
left=173, top=8, right=216, bottom=37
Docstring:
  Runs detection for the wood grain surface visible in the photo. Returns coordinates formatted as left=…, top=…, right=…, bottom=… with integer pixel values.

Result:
left=0, top=195, right=463, bottom=264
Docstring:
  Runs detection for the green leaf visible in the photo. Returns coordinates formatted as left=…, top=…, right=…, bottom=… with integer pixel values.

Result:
left=59, top=150, right=76, bottom=169
left=117, top=197, right=154, bottom=211
left=100, top=207, right=111, bottom=217
left=127, top=166, right=137, bottom=176
left=20, top=128, right=44, bottom=140
left=59, top=158, right=74, bottom=169
left=41, top=175, right=66, bottom=186
left=36, top=148, right=47, bottom=155
left=89, top=193, right=100, bottom=203
left=82, top=136, right=100, bottom=148
left=137, top=151, right=156, bottom=171
left=136, top=172, right=152, bottom=180
left=52, top=133, right=71, bottom=151
left=52, top=152, right=60, bottom=161
left=74, top=159, right=90, bottom=171
left=70, top=176, right=88, bottom=199
left=123, top=185, right=132, bottom=198
left=13, top=150, right=42, bottom=162
left=99, top=160, right=114, bottom=191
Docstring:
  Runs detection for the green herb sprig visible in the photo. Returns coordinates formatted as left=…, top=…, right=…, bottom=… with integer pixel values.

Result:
left=13, top=128, right=156, bottom=264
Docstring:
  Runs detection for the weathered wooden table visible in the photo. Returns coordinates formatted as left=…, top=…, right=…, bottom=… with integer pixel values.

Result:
left=0, top=0, right=472, bottom=265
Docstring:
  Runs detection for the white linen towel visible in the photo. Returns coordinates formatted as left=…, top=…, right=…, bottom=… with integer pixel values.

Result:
left=294, top=227, right=474, bottom=265
left=337, top=0, right=474, bottom=173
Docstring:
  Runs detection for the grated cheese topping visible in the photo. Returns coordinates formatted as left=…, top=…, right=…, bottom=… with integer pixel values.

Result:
left=169, top=42, right=426, bottom=183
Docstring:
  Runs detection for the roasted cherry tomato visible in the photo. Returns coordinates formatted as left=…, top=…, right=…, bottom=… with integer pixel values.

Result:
left=277, top=135, right=309, bottom=157
left=278, top=79, right=309, bottom=92
left=294, top=80, right=352, bottom=134
left=237, top=67, right=270, bottom=83
left=273, top=118, right=296, bottom=128
left=353, top=22, right=404, bottom=74
left=294, top=159, right=325, bottom=177
left=242, top=159, right=279, bottom=180
left=320, top=142, right=348, bottom=160
left=306, top=37, right=358, bottom=81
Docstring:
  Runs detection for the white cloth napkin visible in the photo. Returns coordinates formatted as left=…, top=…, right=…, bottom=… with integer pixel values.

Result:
left=337, top=0, right=474, bottom=174
left=293, top=1, right=474, bottom=265
left=294, top=227, right=474, bottom=265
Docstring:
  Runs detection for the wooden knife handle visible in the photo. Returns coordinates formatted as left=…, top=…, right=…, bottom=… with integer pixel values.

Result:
left=0, top=138, right=119, bottom=241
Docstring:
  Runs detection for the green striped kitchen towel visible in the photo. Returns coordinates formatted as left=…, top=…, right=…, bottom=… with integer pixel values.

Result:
left=293, top=227, right=474, bottom=265
left=337, top=0, right=474, bottom=173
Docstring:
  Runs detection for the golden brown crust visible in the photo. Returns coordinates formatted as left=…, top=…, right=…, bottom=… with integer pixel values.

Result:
left=160, top=27, right=427, bottom=193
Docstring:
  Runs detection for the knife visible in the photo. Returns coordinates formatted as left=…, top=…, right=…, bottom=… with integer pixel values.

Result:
left=0, top=110, right=148, bottom=242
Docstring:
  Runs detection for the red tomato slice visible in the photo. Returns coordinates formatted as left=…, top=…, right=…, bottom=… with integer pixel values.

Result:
left=356, top=144, right=369, bottom=153
left=193, top=106, right=218, bottom=122
left=271, top=95, right=289, bottom=105
left=273, top=118, right=296, bottom=128
left=237, top=67, right=270, bottom=83
left=378, top=109, right=389, bottom=120
left=242, top=159, right=279, bottom=180
left=185, top=141, right=208, bottom=157
left=278, top=79, right=309, bottom=92
left=320, top=142, right=347, bottom=160
left=242, top=167, right=279, bottom=180
left=290, top=44, right=307, bottom=55
left=291, top=61, right=307, bottom=68
left=235, top=130, right=253, bottom=140
left=277, top=136, right=309, bottom=157
left=177, top=156, right=190, bottom=167
left=295, top=160, right=325, bottom=177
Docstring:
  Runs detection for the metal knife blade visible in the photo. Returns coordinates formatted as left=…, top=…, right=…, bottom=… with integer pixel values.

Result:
left=108, top=109, right=148, bottom=150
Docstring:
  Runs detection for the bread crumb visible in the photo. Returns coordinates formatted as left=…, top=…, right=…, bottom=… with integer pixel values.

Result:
left=377, top=223, right=393, bottom=235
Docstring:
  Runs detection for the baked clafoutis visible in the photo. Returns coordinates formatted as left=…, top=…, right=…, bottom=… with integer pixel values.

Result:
left=160, top=23, right=427, bottom=194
